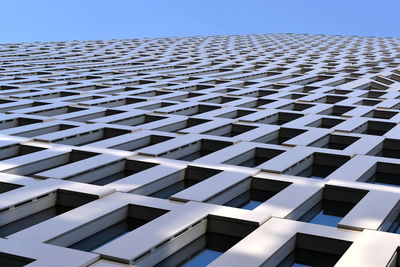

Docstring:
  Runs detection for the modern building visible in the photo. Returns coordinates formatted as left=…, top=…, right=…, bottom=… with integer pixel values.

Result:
left=0, top=33, right=400, bottom=266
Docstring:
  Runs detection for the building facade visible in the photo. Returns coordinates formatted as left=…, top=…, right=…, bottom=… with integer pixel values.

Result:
left=0, top=33, right=400, bottom=266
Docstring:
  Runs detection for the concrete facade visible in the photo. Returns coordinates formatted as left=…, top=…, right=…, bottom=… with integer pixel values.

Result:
left=0, top=33, right=400, bottom=266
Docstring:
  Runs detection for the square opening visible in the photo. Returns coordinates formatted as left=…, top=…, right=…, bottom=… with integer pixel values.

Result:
left=65, top=205, right=168, bottom=252
left=322, top=95, right=347, bottom=104
left=366, top=162, right=400, bottom=187
left=257, top=112, right=304, bottom=126
left=155, top=118, right=210, bottom=133
left=223, top=178, right=291, bottom=210
left=95, top=97, right=146, bottom=108
left=0, top=145, right=46, bottom=161
left=375, top=139, right=400, bottom=159
left=0, top=252, right=35, bottom=267
left=13, top=124, right=77, bottom=138
left=54, top=127, right=131, bottom=145
left=255, top=128, right=306, bottom=145
left=308, top=134, right=360, bottom=150
left=0, top=189, right=97, bottom=237
left=279, top=103, right=315, bottom=111
left=29, top=106, right=87, bottom=117
left=201, top=96, right=239, bottom=104
left=321, top=105, right=354, bottom=116
left=234, top=148, right=285, bottom=168
left=65, top=160, right=158, bottom=185
left=245, top=99, right=276, bottom=108
left=152, top=217, right=256, bottom=267
left=0, top=117, right=42, bottom=130
left=285, top=153, right=350, bottom=179
left=298, top=186, right=367, bottom=227
left=307, top=117, right=344, bottom=129
left=205, top=124, right=257, bottom=137
left=170, top=139, right=232, bottom=161
left=68, top=109, right=125, bottom=122
left=149, top=167, right=222, bottom=199
left=171, top=104, right=220, bottom=116
left=216, top=109, right=256, bottom=119
left=10, top=150, right=99, bottom=177
left=355, top=99, right=381, bottom=106
left=110, top=135, right=173, bottom=152
left=277, top=234, right=353, bottom=267
left=110, top=114, right=166, bottom=127
left=356, top=121, right=396, bottom=136
left=0, top=182, right=23, bottom=194
left=363, top=110, right=397, bottom=119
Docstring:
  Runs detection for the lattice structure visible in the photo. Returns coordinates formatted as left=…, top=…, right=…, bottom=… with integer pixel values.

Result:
left=1, top=33, right=400, bottom=266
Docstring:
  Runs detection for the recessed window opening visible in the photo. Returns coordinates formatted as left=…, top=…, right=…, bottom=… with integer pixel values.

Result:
left=276, top=234, right=353, bottom=267
left=149, top=167, right=222, bottom=199
left=309, top=134, right=359, bottom=150
left=0, top=190, right=96, bottom=238
left=298, top=186, right=366, bottom=227
left=224, top=178, right=290, bottom=210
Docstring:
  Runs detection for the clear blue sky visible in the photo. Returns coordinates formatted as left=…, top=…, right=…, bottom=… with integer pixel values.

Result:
left=1, top=0, right=400, bottom=43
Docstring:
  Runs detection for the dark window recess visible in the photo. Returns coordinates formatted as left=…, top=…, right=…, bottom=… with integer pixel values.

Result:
left=216, top=109, right=256, bottom=119
left=176, top=139, right=232, bottom=161
left=306, top=118, right=344, bottom=129
left=237, top=148, right=284, bottom=168
left=0, top=190, right=96, bottom=238
left=201, top=96, right=239, bottom=104
left=375, top=139, right=400, bottom=159
left=15, top=150, right=98, bottom=177
left=298, top=186, right=366, bottom=227
left=138, top=102, right=176, bottom=110
left=245, top=99, right=276, bottom=108
left=279, top=103, right=315, bottom=111
left=0, top=117, right=42, bottom=130
left=95, top=97, right=146, bottom=108
left=321, top=95, right=347, bottom=104
left=110, top=135, right=173, bottom=152
left=224, top=179, right=291, bottom=210
left=111, top=114, right=165, bottom=127
left=366, top=162, right=400, bottom=187
left=282, top=93, right=307, bottom=100
left=155, top=118, right=210, bottom=133
left=68, top=205, right=168, bottom=252
left=29, top=106, right=87, bottom=117
left=363, top=110, right=397, bottom=119
left=155, top=233, right=240, bottom=267
left=56, top=127, right=131, bottom=145
left=89, top=160, right=158, bottom=186
left=0, top=145, right=46, bottom=161
left=0, top=252, right=35, bottom=267
left=13, top=124, right=77, bottom=138
left=355, top=99, right=381, bottom=107
left=154, top=217, right=256, bottom=267
left=355, top=121, right=396, bottom=136
left=150, top=167, right=222, bottom=199
left=277, top=234, right=352, bottom=267
left=309, top=134, right=360, bottom=150
left=257, top=112, right=304, bottom=126
left=0, top=182, right=23, bottom=194
left=320, top=105, right=354, bottom=117
left=69, top=109, right=125, bottom=122
left=206, top=124, right=257, bottom=137
left=289, top=153, right=350, bottom=179
left=386, top=212, right=400, bottom=234
left=256, top=128, right=306, bottom=145
left=172, top=104, right=220, bottom=116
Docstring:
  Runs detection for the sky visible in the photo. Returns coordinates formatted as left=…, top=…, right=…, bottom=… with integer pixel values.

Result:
left=1, top=0, right=400, bottom=43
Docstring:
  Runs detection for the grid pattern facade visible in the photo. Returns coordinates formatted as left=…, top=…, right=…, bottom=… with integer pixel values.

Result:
left=0, top=33, right=400, bottom=266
